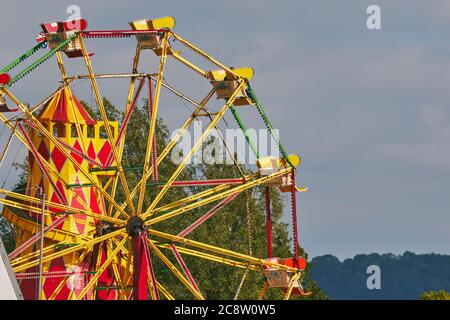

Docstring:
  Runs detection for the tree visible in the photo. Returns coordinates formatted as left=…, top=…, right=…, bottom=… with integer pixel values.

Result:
left=311, top=252, right=450, bottom=299
left=0, top=216, right=15, bottom=253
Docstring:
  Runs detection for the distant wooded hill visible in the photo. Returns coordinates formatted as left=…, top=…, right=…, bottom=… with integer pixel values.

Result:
left=310, top=252, right=450, bottom=300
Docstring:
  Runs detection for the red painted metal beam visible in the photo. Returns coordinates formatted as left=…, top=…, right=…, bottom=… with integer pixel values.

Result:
left=290, top=172, right=300, bottom=261
left=147, top=77, right=158, bottom=183
left=81, top=29, right=167, bottom=39
left=105, top=77, right=146, bottom=167
left=264, top=187, right=273, bottom=258
left=132, top=234, right=149, bottom=300
left=171, top=178, right=244, bottom=187
left=142, top=233, right=160, bottom=300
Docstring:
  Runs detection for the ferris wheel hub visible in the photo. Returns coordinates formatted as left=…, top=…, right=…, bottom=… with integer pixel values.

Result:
left=126, top=216, right=146, bottom=238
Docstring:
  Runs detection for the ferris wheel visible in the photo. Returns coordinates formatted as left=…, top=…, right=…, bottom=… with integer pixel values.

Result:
left=0, top=16, right=310, bottom=300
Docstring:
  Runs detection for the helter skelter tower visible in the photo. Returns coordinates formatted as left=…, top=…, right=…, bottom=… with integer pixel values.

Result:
left=0, top=16, right=311, bottom=300
left=5, top=87, right=119, bottom=299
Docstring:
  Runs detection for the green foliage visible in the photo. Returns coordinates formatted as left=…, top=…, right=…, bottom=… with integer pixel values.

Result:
left=0, top=216, right=15, bottom=253
left=420, top=290, right=450, bottom=300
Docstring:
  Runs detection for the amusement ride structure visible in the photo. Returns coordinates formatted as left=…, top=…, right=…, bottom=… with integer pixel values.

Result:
left=0, top=16, right=310, bottom=300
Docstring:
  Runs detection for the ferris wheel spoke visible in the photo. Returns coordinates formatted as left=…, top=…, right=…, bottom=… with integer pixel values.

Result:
left=47, top=244, right=94, bottom=300
left=147, top=239, right=204, bottom=300
left=157, top=80, right=247, bottom=180
left=151, top=183, right=233, bottom=214
left=110, top=88, right=215, bottom=218
left=110, top=236, right=175, bottom=300
left=111, top=89, right=215, bottom=219
left=169, top=32, right=241, bottom=79
left=13, top=228, right=125, bottom=273
left=169, top=244, right=202, bottom=294
left=147, top=229, right=298, bottom=273
left=0, top=120, right=116, bottom=221
left=113, top=237, right=199, bottom=300
left=107, top=49, right=143, bottom=216
left=136, top=33, right=169, bottom=216
left=0, top=189, right=125, bottom=226
left=141, top=84, right=246, bottom=220
left=156, top=243, right=260, bottom=272
left=0, top=114, right=65, bottom=188
left=0, top=87, right=129, bottom=218
left=9, top=236, right=93, bottom=269
left=78, top=36, right=137, bottom=216
left=153, top=87, right=215, bottom=161
left=103, top=75, right=146, bottom=216
left=122, top=247, right=134, bottom=290
left=107, top=240, right=129, bottom=300
left=145, top=169, right=292, bottom=226
left=74, top=235, right=128, bottom=300
left=156, top=281, right=175, bottom=300
left=176, top=192, right=241, bottom=238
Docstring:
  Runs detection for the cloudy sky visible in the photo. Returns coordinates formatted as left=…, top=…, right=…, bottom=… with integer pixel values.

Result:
left=2, top=0, right=450, bottom=259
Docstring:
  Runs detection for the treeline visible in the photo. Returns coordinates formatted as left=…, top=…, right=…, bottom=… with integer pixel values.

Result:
left=310, top=252, right=450, bottom=299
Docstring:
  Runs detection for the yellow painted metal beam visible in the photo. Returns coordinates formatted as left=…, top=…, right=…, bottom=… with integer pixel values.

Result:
left=3, top=211, right=94, bottom=261
left=258, top=281, right=269, bottom=300
left=13, top=229, right=125, bottom=273
left=142, top=81, right=247, bottom=219
left=146, top=168, right=292, bottom=225
left=111, top=89, right=216, bottom=219
left=9, top=234, right=92, bottom=269
left=0, top=87, right=129, bottom=218
left=0, top=189, right=124, bottom=225
left=78, top=35, right=136, bottom=216
left=0, top=112, right=71, bottom=189
left=283, top=272, right=301, bottom=300
left=148, top=240, right=204, bottom=300
left=47, top=244, right=94, bottom=300
left=136, top=32, right=169, bottom=216
left=74, top=236, right=128, bottom=300
left=109, top=241, right=128, bottom=300
left=0, top=113, right=113, bottom=221
left=170, top=31, right=241, bottom=80
left=171, top=52, right=208, bottom=78
left=147, top=229, right=298, bottom=273
left=107, top=45, right=142, bottom=218
left=157, top=243, right=260, bottom=272
left=156, top=281, right=174, bottom=300
left=152, top=183, right=233, bottom=214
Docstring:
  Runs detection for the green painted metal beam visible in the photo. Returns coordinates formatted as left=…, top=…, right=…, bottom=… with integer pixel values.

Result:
left=90, top=166, right=144, bottom=173
left=55, top=243, right=78, bottom=249
left=5, top=33, right=78, bottom=87
left=94, top=285, right=133, bottom=291
left=0, top=41, right=47, bottom=74
left=228, top=103, right=260, bottom=159
left=245, top=81, right=293, bottom=167
left=67, top=183, right=94, bottom=188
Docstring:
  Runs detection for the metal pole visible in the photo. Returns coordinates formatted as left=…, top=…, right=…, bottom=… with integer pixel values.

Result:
left=37, top=186, right=45, bottom=300
left=264, top=187, right=273, bottom=258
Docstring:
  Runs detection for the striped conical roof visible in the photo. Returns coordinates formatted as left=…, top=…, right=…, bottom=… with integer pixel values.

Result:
left=38, top=87, right=96, bottom=125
